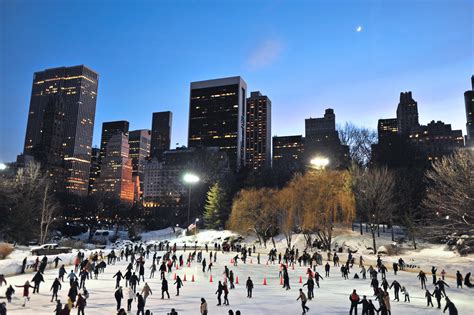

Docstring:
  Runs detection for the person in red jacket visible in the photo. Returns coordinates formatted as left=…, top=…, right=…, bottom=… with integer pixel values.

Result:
left=349, top=289, right=360, bottom=315
left=15, top=280, right=34, bottom=307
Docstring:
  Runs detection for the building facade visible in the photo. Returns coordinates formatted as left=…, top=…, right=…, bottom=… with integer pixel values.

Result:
left=100, top=121, right=129, bottom=162
left=150, top=111, right=172, bottom=160
left=95, top=133, right=134, bottom=203
left=372, top=92, right=464, bottom=167
left=396, top=91, right=420, bottom=134
left=188, top=76, right=247, bottom=170
left=22, top=65, right=99, bottom=195
left=464, top=76, right=474, bottom=147
left=304, top=108, right=349, bottom=169
left=245, top=91, right=271, bottom=170
left=272, top=135, right=304, bottom=169
left=88, top=147, right=100, bottom=194
left=129, top=129, right=151, bottom=202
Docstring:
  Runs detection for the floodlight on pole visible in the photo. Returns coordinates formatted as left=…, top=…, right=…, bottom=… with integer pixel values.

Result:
left=310, top=157, right=329, bottom=170
left=183, top=173, right=200, bottom=223
left=0, top=163, right=7, bottom=171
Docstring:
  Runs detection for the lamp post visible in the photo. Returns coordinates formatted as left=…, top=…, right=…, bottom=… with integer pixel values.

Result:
left=0, top=163, right=7, bottom=171
left=310, top=157, right=329, bottom=170
left=183, top=173, right=199, bottom=224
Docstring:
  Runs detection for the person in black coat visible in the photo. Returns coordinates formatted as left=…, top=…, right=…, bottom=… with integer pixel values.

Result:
left=425, top=289, right=434, bottom=307
left=455, top=271, right=463, bottom=288
left=246, top=277, right=253, bottom=298
left=136, top=293, right=145, bottom=315
left=114, top=270, right=124, bottom=289
left=161, top=278, right=170, bottom=299
left=360, top=295, right=370, bottom=315
left=435, top=278, right=449, bottom=296
left=367, top=300, right=378, bottom=315
left=174, top=275, right=183, bottom=296
left=5, top=285, right=15, bottom=302
left=129, top=273, right=139, bottom=293
left=443, top=297, right=458, bottom=315
left=215, top=281, right=223, bottom=306
left=50, top=278, right=62, bottom=302
left=31, top=271, right=44, bottom=293
left=325, top=262, right=330, bottom=277
left=303, top=276, right=314, bottom=300
left=389, top=280, right=401, bottom=301
left=115, top=287, right=123, bottom=310
left=432, top=286, right=444, bottom=309
left=54, top=300, right=62, bottom=315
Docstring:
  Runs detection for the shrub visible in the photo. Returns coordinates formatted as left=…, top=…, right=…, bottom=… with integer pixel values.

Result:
left=0, top=243, right=14, bottom=260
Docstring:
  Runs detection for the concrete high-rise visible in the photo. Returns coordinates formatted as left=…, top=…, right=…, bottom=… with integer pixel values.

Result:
left=396, top=92, right=419, bottom=134
left=464, top=75, right=474, bottom=147
left=22, top=65, right=99, bottom=195
left=272, top=135, right=304, bottom=169
left=188, top=76, right=247, bottom=170
left=150, top=111, right=172, bottom=160
left=95, top=133, right=134, bottom=203
left=245, top=91, right=271, bottom=170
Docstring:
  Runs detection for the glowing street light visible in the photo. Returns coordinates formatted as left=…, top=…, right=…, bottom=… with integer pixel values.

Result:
left=183, top=173, right=200, bottom=223
left=0, top=163, right=7, bottom=171
left=195, top=218, right=200, bottom=236
left=310, top=157, right=329, bottom=170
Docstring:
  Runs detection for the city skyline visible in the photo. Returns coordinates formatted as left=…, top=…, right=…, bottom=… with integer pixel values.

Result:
left=1, top=0, right=473, bottom=163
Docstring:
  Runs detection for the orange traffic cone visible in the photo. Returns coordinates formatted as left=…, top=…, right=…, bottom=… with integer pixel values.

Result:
left=187, top=262, right=191, bottom=267
left=230, top=259, right=234, bottom=264
left=210, top=275, right=213, bottom=283
left=183, top=274, right=187, bottom=281
left=192, top=274, right=195, bottom=282
left=173, top=273, right=177, bottom=280
left=263, top=277, right=267, bottom=285
left=236, top=276, right=239, bottom=284
left=299, top=276, right=302, bottom=283
left=280, top=276, right=283, bottom=285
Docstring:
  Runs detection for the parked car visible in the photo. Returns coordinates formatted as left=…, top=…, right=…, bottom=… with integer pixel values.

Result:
left=30, top=243, right=72, bottom=256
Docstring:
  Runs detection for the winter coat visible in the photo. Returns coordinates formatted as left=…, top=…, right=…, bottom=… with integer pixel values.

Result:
left=200, top=301, right=208, bottom=314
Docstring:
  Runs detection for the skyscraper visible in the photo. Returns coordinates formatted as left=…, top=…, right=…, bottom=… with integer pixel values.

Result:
left=23, top=65, right=99, bottom=195
left=304, top=108, right=349, bottom=168
left=129, top=129, right=151, bottom=178
left=245, top=91, right=271, bottom=170
left=188, top=76, right=247, bottom=170
left=95, top=133, right=134, bottom=203
left=150, top=111, right=172, bottom=160
left=396, top=91, right=419, bottom=134
left=100, top=121, right=129, bottom=162
left=464, top=75, right=474, bottom=147
left=129, top=129, right=151, bottom=201
left=88, top=147, right=100, bottom=194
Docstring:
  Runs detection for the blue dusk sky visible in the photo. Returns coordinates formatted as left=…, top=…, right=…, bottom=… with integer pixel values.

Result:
left=0, top=0, right=473, bottom=162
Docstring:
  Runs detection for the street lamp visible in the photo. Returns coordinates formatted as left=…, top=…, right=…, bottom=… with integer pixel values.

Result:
left=0, top=163, right=7, bottom=171
left=183, top=173, right=199, bottom=223
left=310, top=157, right=329, bottom=170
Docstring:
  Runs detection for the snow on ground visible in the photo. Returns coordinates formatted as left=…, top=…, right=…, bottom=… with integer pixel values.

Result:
left=1, top=228, right=473, bottom=314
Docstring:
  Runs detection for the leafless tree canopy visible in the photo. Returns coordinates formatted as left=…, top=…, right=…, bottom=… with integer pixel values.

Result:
left=338, top=122, right=377, bottom=166
left=423, top=149, right=474, bottom=235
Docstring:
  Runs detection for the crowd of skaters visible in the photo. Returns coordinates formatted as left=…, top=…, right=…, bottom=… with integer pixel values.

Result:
left=0, top=239, right=472, bottom=315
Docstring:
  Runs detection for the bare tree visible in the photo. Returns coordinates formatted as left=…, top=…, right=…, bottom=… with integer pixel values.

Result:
left=423, top=149, right=473, bottom=237
left=39, top=182, right=58, bottom=244
left=338, top=122, right=377, bottom=166
left=351, top=166, right=397, bottom=253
